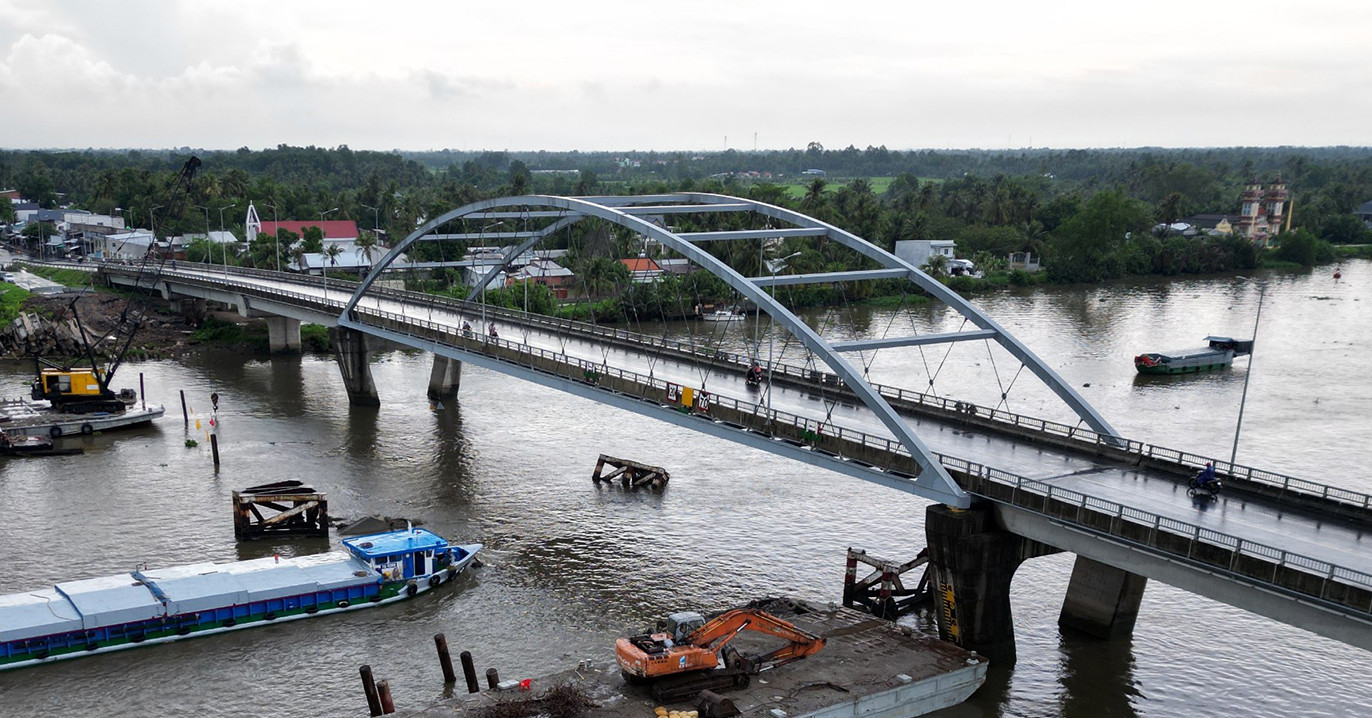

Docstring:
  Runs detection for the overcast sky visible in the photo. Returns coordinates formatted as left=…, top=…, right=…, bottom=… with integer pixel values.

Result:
left=1, top=1, right=1368, bottom=152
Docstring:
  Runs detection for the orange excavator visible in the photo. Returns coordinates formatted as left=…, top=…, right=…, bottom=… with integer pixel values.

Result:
left=615, top=608, right=825, bottom=702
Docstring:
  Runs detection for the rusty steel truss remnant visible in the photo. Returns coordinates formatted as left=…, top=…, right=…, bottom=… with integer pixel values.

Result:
left=232, top=480, right=329, bottom=540
left=842, top=547, right=932, bottom=619
left=591, top=454, right=670, bottom=490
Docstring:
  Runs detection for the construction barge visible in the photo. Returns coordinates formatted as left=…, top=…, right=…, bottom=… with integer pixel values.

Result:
left=0, top=397, right=164, bottom=438
left=403, top=598, right=987, bottom=718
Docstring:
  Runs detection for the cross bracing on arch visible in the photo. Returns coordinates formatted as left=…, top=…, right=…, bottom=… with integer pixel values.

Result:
left=341, top=193, right=1120, bottom=507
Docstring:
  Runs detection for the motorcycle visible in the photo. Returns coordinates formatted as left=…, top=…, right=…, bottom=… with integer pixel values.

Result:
left=1187, top=474, right=1221, bottom=499
left=745, top=366, right=764, bottom=389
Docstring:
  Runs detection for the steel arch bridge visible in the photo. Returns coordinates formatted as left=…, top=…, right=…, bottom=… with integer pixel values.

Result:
left=340, top=193, right=1120, bottom=508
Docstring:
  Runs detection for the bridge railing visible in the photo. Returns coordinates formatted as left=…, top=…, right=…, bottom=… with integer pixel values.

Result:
left=100, top=264, right=1372, bottom=514
left=347, top=303, right=1372, bottom=617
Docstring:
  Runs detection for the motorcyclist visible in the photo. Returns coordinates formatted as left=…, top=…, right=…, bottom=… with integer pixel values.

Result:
left=1197, top=462, right=1217, bottom=487
left=747, top=363, right=763, bottom=383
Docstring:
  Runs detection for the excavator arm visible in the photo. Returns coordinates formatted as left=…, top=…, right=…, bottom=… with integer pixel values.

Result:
left=687, top=609, right=825, bottom=665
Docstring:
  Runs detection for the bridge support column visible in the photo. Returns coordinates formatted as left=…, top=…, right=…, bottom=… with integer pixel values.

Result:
left=329, top=327, right=380, bottom=407
left=1059, top=556, right=1147, bottom=639
left=265, top=317, right=302, bottom=354
left=926, top=503, right=1058, bottom=665
left=175, top=297, right=207, bottom=326
left=427, top=356, right=462, bottom=402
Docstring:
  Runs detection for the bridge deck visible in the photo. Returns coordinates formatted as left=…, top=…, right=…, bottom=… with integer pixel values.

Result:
left=143, top=266, right=1372, bottom=580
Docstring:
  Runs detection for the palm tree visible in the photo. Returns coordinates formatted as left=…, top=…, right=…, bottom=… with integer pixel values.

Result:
left=922, top=254, right=948, bottom=278
left=355, top=232, right=379, bottom=273
left=322, top=243, right=344, bottom=301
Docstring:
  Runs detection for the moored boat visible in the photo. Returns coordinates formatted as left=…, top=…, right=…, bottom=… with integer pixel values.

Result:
left=701, top=308, right=743, bottom=322
left=0, top=527, right=481, bottom=671
left=1134, top=336, right=1253, bottom=375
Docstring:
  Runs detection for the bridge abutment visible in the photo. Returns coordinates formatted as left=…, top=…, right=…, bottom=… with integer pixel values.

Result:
left=329, top=327, right=380, bottom=407
left=1058, top=556, right=1147, bottom=638
left=266, top=317, right=302, bottom=354
left=427, top=356, right=462, bottom=402
left=926, top=503, right=1058, bottom=665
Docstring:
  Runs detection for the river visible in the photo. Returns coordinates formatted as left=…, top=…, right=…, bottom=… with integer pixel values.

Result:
left=0, top=261, right=1367, bottom=717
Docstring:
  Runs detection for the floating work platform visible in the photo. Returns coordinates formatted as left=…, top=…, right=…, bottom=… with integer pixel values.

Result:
left=403, top=598, right=987, bottom=718
left=0, top=398, right=164, bottom=438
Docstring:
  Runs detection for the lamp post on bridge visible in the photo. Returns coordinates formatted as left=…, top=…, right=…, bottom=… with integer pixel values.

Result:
left=262, top=202, right=280, bottom=272
left=319, top=208, right=340, bottom=303
left=1230, top=277, right=1266, bottom=468
left=218, top=204, right=237, bottom=277
left=762, top=251, right=802, bottom=417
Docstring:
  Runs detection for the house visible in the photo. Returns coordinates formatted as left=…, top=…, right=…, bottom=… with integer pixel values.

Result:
left=657, top=258, right=696, bottom=275
left=1356, top=200, right=1372, bottom=228
left=894, top=239, right=955, bottom=271
left=291, top=246, right=394, bottom=275
left=94, top=230, right=156, bottom=260
left=506, top=259, right=575, bottom=298
left=1007, top=252, right=1041, bottom=272
left=1185, top=214, right=1239, bottom=236
left=249, top=216, right=360, bottom=247
left=620, top=257, right=664, bottom=283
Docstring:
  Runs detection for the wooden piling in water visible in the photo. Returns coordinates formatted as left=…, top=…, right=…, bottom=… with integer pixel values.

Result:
left=486, top=667, right=500, bottom=690
left=210, top=432, right=220, bottom=467
left=460, top=650, right=479, bottom=693
left=179, top=389, right=188, bottom=425
left=377, top=679, right=395, bottom=714
left=139, top=372, right=145, bottom=410
left=435, top=633, right=456, bottom=684
left=360, top=665, right=382, bottom=717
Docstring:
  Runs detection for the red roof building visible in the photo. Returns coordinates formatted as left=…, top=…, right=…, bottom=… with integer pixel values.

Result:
left=255, top=220, right=359, bottom=243
left=619, top=257, right=664, bottom=283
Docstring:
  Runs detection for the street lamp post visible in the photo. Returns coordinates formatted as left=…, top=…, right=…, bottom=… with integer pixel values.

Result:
left=762, top=251, right=802, bottom=416
left=148, top=206, right=164, bottom=264
left=218, top=204, right=238, bottom=276
left=1230, top=277, right=1266, bottom=467
left=263, top=202, right=280, bottom=272
left=319, top=208, right=339, bottom=300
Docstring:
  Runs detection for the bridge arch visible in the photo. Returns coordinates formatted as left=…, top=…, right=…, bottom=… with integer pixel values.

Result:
left=341, top=194, right=1118, bottom=507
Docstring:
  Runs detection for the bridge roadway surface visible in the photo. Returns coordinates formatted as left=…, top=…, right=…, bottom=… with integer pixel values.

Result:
left=145, top=266, right=1371, bottom=582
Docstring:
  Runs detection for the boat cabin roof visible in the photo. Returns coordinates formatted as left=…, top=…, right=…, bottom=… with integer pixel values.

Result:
left=342, top=528, right=449, bottom=559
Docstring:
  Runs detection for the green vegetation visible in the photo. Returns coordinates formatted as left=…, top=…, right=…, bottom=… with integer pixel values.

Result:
left=0, top=283, right=30, bottom=323
left=301, top=324, right=331, bottom=352
left=4, top=144, right=1369, bottom=292
left=20, top=265, right=96, bottom=288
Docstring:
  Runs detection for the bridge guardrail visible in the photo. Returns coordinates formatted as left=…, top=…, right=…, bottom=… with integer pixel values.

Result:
left=347, top=302, right=1372, bottom=616
left=95, top=263, right=1372, bottom=516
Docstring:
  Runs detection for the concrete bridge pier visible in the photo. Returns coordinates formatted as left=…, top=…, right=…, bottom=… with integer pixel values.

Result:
left=925, top=503, right=1058, bottom=665
left=174, top=297, right=207, bottom=326
left=1058, top=557, right=1147, bottom=638
left=266, top=317, right=302, bottom=354
left=427, top=356, right=462, bottom=403
left=329, top=327, right=380, bottom=407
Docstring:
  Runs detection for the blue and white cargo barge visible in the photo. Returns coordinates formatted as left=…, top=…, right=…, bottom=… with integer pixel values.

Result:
left=0, top=527, right=481, bottom=671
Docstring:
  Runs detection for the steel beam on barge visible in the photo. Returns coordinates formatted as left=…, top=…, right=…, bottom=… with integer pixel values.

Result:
left=830, top=330, right=1000, bottom=352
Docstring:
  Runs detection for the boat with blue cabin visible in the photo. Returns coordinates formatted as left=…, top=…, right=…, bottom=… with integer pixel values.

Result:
left=0, top=527, right=480, bottom=671
left=1134, top=336, right=1253, bottom=375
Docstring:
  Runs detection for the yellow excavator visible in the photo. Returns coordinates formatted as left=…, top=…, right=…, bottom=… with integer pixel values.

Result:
left=615, top=607, right=825, bottom=702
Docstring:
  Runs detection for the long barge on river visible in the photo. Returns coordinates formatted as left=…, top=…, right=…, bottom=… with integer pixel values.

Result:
left=1134, top=335, right=1253, bottom=375
left=0, top=527, right=481, bottom=671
